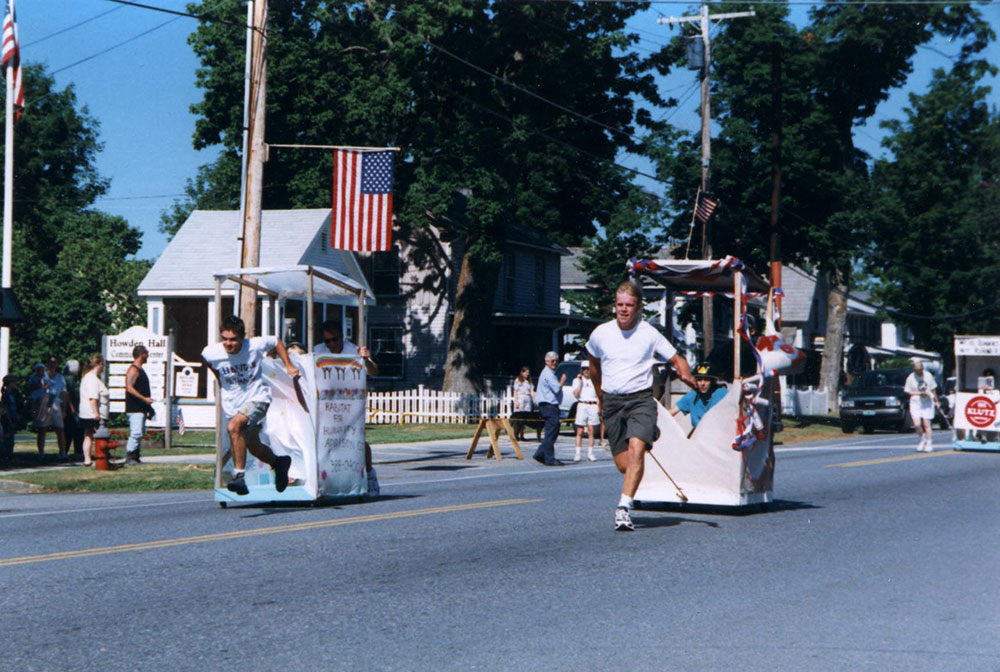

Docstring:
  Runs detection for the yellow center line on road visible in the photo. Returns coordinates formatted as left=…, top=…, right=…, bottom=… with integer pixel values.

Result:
left=0, top=498, right=540, bottom=568
left=827, top=450, right=961, bottom=468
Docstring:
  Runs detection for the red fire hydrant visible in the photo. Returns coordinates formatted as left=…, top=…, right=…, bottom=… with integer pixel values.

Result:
left=93, top=438, right=118, bottom=471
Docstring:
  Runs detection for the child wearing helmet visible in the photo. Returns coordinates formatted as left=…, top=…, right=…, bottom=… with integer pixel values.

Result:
left=670, top=362, right=727, bottom=428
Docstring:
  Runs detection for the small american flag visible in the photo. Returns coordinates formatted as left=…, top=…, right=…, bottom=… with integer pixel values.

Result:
left=173, top=407, right=186, bottom=436
left=2, top=0, right=22, bottom=122
left=331, top=149, right=394, bottom=252
left=695, top=193, right=718, bottom=223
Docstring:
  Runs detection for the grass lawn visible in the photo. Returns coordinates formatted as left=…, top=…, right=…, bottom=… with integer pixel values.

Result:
left=775, top=415, right=847, bottom=444
left=3, top=463, right=214, bottom=493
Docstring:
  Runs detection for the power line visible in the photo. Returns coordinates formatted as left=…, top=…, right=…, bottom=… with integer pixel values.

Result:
left=516, top=0, right=994, bottom=5
left=22, top=6, right=124, bottom=49
left=51, top=17, right=181, bottom=76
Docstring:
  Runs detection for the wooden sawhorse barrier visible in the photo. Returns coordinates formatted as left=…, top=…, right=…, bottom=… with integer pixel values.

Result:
left=465, top=418, right=524, bottom=461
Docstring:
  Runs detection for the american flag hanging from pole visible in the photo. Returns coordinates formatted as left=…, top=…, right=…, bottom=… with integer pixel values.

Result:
left=331, top=149, right=394, bottom=252
left=694, top=192, right=718, bottom=224
left=2, top=0, right=22, bottom=122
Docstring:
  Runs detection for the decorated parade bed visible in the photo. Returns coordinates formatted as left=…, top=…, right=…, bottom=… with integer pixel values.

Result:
left=210, top=266, right=374, bottom=506
left=627, top=257, right=804, bottom=508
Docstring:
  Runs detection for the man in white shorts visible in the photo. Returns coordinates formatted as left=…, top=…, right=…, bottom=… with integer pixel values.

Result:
left=587, top=281, right=695, bottom=531
left=572, top=360, right=599, bottom=462
left=904, top=359, right=938, bottom=452
left=202, top=315, right=298, bottom=495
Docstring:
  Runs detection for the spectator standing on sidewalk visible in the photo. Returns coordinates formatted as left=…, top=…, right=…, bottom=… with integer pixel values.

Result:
left=124, top=345, right=155, bottom=465
left=587, top=281, right=695, bottom=531
left=315, top=320, right=380, bottom=496
left=572, top=360, right=599, bottom=462
left=63, top=359, right=84, bottom=461
left=533, top=351, right=567, bottom=466
left=78, top=355, right=109, bottom=467
left=38, top=357, right=72, bottom=463
left=0, top=375, right=19, bottom=464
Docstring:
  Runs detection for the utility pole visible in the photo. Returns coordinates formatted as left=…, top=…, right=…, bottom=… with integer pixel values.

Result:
left=658, top=4, right=754, bottom=358
left=769, top=43, right=782, bottom=331
left=238, top=0, right=268, bottom=337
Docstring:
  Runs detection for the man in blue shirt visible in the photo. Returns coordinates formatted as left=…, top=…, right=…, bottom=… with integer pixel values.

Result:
left=534, top=351, right=567, bottom=466
left=671, top=362, right=727, bottom=430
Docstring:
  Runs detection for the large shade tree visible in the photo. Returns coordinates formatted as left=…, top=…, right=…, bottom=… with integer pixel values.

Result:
left=869, top=60, right=1000, bottom=358
left=3, top=65, right=148, bottom=376
left=649, top=1, right=993, bottom=408
left=173, top=0, right=665, bottom=392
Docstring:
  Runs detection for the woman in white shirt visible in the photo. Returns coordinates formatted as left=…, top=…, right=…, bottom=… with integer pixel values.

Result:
left=79, top=354, right=109, bottom=467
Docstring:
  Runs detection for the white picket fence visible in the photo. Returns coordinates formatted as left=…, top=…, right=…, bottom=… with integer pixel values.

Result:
left=367, top=385, right=516, bottom=424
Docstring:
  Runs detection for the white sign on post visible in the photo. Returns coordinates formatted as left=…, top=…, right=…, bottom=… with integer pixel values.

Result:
left=174, top=366, right=199, bottom=398
left=103, top=326, right=168, bottom=418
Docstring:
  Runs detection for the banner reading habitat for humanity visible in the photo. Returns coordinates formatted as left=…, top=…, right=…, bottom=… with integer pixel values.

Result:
left=313, top=354, right=367, bottom=497
left=235, top=353, right=365, bottom=500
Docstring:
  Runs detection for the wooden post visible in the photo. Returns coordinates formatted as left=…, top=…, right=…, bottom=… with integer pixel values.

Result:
left=733, top=270, right=742, bottom=380
left=238, top=0, right=268, bottom=336
left=165, top=330, right=174, bottom=451
left=306, top=269, right=315, bottom=352
left=214, top=276, right=224, bottom=490
left=356, top=288, right=366, bottom=348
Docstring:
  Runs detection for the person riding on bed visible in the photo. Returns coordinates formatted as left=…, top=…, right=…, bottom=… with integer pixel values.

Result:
left=670, top=362, right=727, bottom=428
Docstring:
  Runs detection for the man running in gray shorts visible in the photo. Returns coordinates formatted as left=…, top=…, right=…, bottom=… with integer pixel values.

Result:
left=202, top=315, right=299, bottom=496
left=587, top=281, right=695, bottom=531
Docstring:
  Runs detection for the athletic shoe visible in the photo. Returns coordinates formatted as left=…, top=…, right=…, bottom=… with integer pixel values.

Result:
left=614, top=506, right=634, bottom=532
left=273, top=455, right=292, bottom=493
left=587, top=453, right=597, bottom=462
left=227, top=473, right=249, bottom=496
left=573, top=451, right=581, bottom=463
left=125, top=452, right=141, bottom=466
left=367, top=468, right=380, bottom=498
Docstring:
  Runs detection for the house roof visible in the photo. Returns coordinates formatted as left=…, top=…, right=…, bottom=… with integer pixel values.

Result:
left=560, top=246, right=681, bottom=288
left=781, top=264, right=881, bottom=322
left=138, top=209, right=371, bottom=296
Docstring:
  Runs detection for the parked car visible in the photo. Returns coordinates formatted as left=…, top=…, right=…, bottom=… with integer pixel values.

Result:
left=840, top=368, right=912, bottom=433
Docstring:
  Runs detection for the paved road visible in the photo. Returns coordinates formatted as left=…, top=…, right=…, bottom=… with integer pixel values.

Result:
left=2, top=429, right=999, bottom=671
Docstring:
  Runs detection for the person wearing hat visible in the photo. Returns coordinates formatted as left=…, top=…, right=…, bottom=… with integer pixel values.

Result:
left=671, top=362, right=727, bottom=429
left=572, top=360, right=599, bottom=462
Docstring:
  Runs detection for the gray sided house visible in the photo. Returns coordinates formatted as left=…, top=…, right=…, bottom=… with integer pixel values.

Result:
left=355, top=219, right=590, bottom=391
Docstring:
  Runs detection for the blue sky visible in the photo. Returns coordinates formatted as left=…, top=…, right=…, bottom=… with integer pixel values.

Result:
left=12, top=1, right=1000, bottom=261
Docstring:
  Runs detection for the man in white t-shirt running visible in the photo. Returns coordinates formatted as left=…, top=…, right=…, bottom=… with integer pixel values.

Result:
left=587, top=281, right=695, bottom=531
left=202, top=315, right=299, bottom=496
left=314, top=319, right=380, bottom=496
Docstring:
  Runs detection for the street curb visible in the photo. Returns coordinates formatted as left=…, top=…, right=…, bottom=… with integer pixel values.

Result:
left=0, top=478, right=40, bottom=494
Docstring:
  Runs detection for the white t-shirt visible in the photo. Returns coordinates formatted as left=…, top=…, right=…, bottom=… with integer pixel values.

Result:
left=904, top=370, right=937, bottom=406
left=78, top=370, right=108, bottom=420
left=314, top=340, right=359, bottom=356
left=586, top=320, right=677, bottom=394
left=574, top=375, right=598, bottom=402
left=202, top=336, right=278, bottom=417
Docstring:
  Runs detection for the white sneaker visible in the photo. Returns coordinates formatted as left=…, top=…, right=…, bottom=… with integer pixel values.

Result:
left=573, top=450, right=581, bottom=463
left=925, top=442, right=933, bottom=453
left=916, top=437, right=926, bottom=452
left=587, top=453, right=596, bottom=462
left=614, top=506, right=634, bottom=531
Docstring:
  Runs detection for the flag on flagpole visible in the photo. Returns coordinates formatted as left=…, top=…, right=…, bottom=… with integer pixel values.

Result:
left=331, top=149, right=394, bottom=252
left=694, top=192, right=718, bottom=224
left=2, top=0, right=23, bottom=122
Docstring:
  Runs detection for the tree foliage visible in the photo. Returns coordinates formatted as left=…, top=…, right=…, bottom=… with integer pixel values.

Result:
left=869, top=60, right=1000, bottom=357
left=4, top=65, right=147, bottom=374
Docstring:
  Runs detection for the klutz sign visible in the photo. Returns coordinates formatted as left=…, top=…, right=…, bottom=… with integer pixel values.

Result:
left=954, top=392, right=1000, bottom=431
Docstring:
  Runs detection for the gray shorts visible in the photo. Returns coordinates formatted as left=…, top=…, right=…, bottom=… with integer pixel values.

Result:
left=602, top=390, right=657, bottom=456
left=234, top=401, right=269, bottom=431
